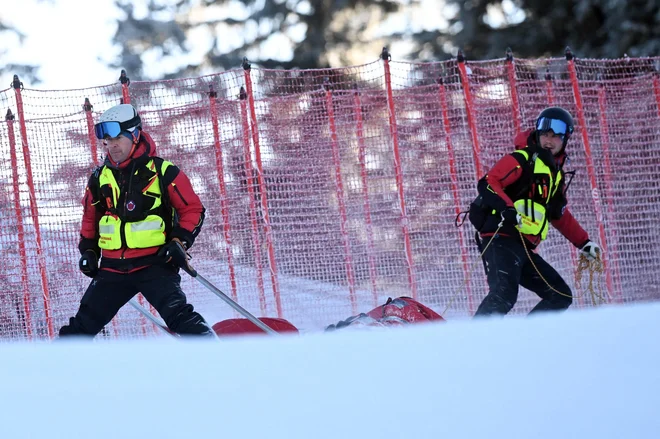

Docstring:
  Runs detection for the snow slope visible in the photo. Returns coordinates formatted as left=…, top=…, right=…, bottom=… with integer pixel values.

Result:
left=1, top=302, right=659, bottom=439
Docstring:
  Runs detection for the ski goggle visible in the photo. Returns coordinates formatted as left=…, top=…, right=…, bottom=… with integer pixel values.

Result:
left=93, top=114, right=141, bottom=139
left=536, top=117, right=572, bottom=140
left=94, top=121, right=124, bottom=139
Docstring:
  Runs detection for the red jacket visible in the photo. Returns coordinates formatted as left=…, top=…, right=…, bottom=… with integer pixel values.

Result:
left=479, top=129, right=588, bottom=249
left=79, top=131, right=205, bottom=273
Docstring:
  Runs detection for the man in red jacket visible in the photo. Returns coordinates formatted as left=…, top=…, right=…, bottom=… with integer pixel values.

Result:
left=59, top=104, right=213, bottom=336
left=471, top=107, right=602, bottom=316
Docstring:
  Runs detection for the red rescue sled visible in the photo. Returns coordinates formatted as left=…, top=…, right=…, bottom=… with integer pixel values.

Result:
left=212, top=317, right=298, bottom=337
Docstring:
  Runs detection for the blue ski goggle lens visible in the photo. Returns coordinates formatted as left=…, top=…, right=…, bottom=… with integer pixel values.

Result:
left=94, top=121, right=123, bottom=139
left=536, top=117, right=571, bottom=140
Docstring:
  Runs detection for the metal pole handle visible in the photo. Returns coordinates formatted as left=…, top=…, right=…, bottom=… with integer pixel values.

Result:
left=184, top=266, right=278, bottom=335
left=128, top=297, right=176, bottom=338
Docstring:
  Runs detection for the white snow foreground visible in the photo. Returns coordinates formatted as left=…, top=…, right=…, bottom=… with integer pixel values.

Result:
left=1, top=303, right=659, bottom=439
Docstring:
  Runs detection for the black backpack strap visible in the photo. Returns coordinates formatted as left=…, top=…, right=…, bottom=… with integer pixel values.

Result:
left=507, top=150, right=538, bottom=217
left=511, top=150, right=536, bottom=187
left=455, top=209, right=469, bottom=227
left=88, top=165, right=103, bottom=203
left=151, top=157, right=177, bottom=236
left=563, top=169, right=576, bottom=194
left=150, top=157, right=168, bottom=207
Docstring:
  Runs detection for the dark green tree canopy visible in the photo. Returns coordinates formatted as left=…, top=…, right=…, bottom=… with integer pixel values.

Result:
left=2, top=0, right=658, bottom=84
left=109, top=0, right=658, bottom=80
left=111, top=0, right=411, bottom=79
left=449, top=0, right=660, bottom=60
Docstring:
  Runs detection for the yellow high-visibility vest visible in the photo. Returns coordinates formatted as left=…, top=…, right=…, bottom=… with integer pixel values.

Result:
left=509, top=150, right=563, bottom=240
left=97, top=159, right=173, bottom=250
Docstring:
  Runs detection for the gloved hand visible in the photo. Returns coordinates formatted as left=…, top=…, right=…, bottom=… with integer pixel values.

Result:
left=158, top=238, right=192, bottom=271
left=580, top=240, right=602, bottom=261
left=79, top=249, right=99, bottom=278
left=499, top=207, right=521, bottom=228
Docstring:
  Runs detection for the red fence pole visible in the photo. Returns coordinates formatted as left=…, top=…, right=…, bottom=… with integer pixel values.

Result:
left=5, top=109, right=33, bottom=339
left=243, top=58, right=283, bottom=318
left=506, top=49, right=522, bottom=136
left=545, top=70, right=555, bottom=105
left=597, top=84, right=623, bottom=298
left=565, top=49, right=618, bottom=302
left=352, top=88, right=379, bottom=306
left=457, top=51, right=485, bottom=179
left=208, top=85, right=239, bottom=305
left=83, top=98, right=100, bottom=166
left=12, top=76, right=53, bottom=338
left=120, top=70, right=131, bottom=104
left=325, top=86, right=358, bottom=314
left=457, top=51, right=486, bottom=313
left=653, top=74, right=660, bottom=120
left=239, top=87, right=267, bottom=315
left=381, top=48, right=417, bottom=300
left=437, top=78, right=474, bottom=314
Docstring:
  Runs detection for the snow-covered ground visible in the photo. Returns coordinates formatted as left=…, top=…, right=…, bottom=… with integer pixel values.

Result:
left=1, top=302, right=659, bottom=439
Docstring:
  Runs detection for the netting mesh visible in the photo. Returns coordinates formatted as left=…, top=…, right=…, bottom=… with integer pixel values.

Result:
left=1, top=56, right=659, bottom=340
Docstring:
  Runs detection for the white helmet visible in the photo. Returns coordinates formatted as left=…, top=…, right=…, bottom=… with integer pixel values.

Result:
left=95, top=104, right=142, bottom=139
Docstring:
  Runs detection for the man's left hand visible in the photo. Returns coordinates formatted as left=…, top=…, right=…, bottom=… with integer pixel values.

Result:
left=158, top=238, right=191, bottom=269
left=580, top=240, right=602, bottom=261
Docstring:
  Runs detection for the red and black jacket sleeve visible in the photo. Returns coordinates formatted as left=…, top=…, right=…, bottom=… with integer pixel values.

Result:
left=550, top=208, right=589, bottom=248
left=477, top=153, right=525, bottom=213
left=79, top=171, right=105, bottom=256
left=161, top=164, right=205, bottom=249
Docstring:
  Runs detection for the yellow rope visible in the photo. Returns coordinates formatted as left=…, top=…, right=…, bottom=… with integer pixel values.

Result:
left=518, top=230, right=607, bottom=305
left=575, top=253, right=607, bottom=306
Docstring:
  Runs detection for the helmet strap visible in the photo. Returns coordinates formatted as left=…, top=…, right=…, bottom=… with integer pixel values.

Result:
left=131, top=129, right=141, bottom=144
left=125, top=130, right=141, bottom=160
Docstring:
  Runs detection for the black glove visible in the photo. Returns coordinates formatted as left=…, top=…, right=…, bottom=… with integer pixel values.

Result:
left=499, top=207, right=521, bottom=228
left=79, top=249, right=99, bottom=278
left=158, top=238, right=194, bottom=273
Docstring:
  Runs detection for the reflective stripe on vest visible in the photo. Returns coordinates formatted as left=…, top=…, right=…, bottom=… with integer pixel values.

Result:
left=97, top=159, right=173, bottom=250
left=511, top=150, right=562, bottom=241
left=98, top=215, right=122, bottom=250
left=125, top=215, right=166, bottom=248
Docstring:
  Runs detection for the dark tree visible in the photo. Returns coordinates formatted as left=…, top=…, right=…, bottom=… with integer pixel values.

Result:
left=108, top=0, right=658, bottom=81
left=110, top=0, right=407, bottom=79
left=444, top=0, right=660, bottom=60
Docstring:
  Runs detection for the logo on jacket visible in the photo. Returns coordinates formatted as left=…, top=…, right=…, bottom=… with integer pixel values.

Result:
left=126, top=200, right=136, bottom=211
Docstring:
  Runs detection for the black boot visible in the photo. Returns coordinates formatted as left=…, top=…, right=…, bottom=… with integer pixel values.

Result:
left=474, top=293, right=515, bottom=317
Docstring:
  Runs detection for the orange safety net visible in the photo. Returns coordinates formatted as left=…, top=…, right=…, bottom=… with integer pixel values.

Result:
left=1, top=55, right=659, bottom=340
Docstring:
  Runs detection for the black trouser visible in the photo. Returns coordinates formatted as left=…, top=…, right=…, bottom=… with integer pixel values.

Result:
left=59, top=264, right=213, bottom=337
left=474, top=235, right=573, bottom=317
